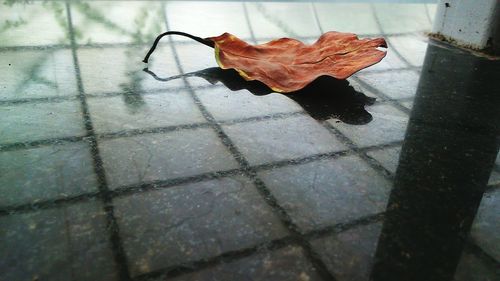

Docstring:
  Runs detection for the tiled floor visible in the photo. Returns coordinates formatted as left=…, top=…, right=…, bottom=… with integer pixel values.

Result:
left=1, top=1, right=499, bottom=281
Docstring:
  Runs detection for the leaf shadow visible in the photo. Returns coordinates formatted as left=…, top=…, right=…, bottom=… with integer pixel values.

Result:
left=144, top=67, right=375, bottom=125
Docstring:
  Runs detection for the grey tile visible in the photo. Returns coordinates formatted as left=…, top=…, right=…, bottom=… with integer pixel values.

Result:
left=0, top=50, right=77, bottom=101
left=401, top=100, right=414, bottom=110
left=356, top=48, right=408, bottom=73
left=168, top=245, right=323, bottom=281
left=197, top=87, right=303, bottom=122
left=114, top=176, right=288, bottom=277
left=470, top=189, right=500, bottom=261
left=356, top=70, right=420, bottom=99
left=454, top=250, right=500, bottom=281
left=0, top=200, right=118, bottom=281
left=488, top=171, right=500, bottom=186
left=0, top=2, right=70, bottom=47
left=388, top=35, right=429, bottom=67
left=70, top=1, right=164, bottom=45
left=247, top=2, right=321, bottom=40
left=174, top=44, right=221, bottom=88
left=99, top=127, right=239, bottom=189
left=87, top=91, right=205, bottom=134
left=0, top=100, right=85, bottom=144
left=310, top=223, right=382, bottom=281
left=222, top=115, right=346, bottom=166
left=366, top=146, right=402, bottom=175
left=373, top=3, right=433, bottom=34
left=329, top=104, right=408, bottom=148
left=258, top=156, right=392, bottom=232
left=78, top=47, right=185, bottom=96
left=165, top=2, right=251, bottom=43
left=0, top=142, right=98, bottom=207
left=490, top=153, right=500, bottom=185
left=346, top=78, right=380, bottom=99
left=313, top=3, right=380, bottom=35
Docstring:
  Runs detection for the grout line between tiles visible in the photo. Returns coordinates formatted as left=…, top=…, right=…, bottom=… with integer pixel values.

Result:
left=65, top=2, right=132, bottom=280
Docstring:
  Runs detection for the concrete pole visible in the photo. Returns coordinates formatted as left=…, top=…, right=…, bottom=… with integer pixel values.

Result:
left=432, top=0, right=500, bottom=54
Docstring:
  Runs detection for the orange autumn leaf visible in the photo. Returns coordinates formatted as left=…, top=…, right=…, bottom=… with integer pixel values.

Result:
left=143, top=31, right=387, bottom=93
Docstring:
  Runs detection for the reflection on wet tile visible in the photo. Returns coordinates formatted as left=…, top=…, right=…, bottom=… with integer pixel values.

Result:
left=0, top=200, right=117, bottom=281
left=388, top=35, right=428, bottom=67
left=373, top=4, right=433, bottom=34
left=78, top=47, right=185, bottom=95
left=165, top=2, right=251, bottom=42
left=247, top=2, right=320, bottom=41
left=454, top=250, right=499, bottom=281
left=356, top=70, right=420, bottom=99
left=71, top=2, right=164, bottom=44
left=88, top=91, right=205, bottom=134
left=310, top=223, right=382, bottom=281
left=0, top=142, right=97, bottom=207
left=366, top=146, right=402, bottom=175
left=0, top=101, right=85, bottom=144
left=470, top=189, right=500, bottom=261
left=0, top=50, right=77, bottom=101
left=169, top=245, right=323, bottom=281
left=313, top=3, right=380, bottom=35
left=259, top=156, right=391, bottom=232
left=0, top=1, right=69, bottom=46
left=197, top=87, right=302, bottom=122
left=329, top=104, right=408, bottom=148
left=114, top=176, right=288, bottom=277
left=223, top=115, right=346, bottom=166
left=99, top=128, right=239, bottom=189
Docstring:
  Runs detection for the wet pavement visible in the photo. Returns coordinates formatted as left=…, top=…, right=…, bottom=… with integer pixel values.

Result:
left=0, top=1, right=499, bottom=281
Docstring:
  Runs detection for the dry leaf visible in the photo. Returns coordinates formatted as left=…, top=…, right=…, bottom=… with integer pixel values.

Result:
left=143, top=31, right=387, bottom=93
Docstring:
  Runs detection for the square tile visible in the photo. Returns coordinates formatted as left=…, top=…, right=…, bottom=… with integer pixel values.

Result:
left=310, top=223, right=382, bottom=281
left=0, top=50, right=77, bottom=101
left=165, top=2, right=251, bottom=43
left=0, top=200, right=118, bottom=281
left=87, top=90, right=205, bottom=134
left=78, top=46, right=185, bottom=96
left=196, top=87, right=302, bottom=122
left=247, top=2, right=321, bottom=41
left=470, top=189, right=500, bottom=261
left=222, top=115, right=346, bottom=166
left=489, top=153, right=500, bottom=185
left=258, top=156, right=392, bottom=232
left=454, top=250, right=500, bottom=281
left=356, top=70, right=420, bottom=99
left=99, top=127, right=239, bottom=189
left=0, top=100, right=85, bottom=144
left=70, top=1, right=164, bottom=45
left=388, top=35, right=429, bottom=67
left=169, top=245, right=323, bottom=281
left=488, top=171, right=500, bottom=186
left=366, top=146, right=402, bottom=175
left=373, top=4, right=433, bottom=34
left=356, top=47, right=408, bottom=73
left=0, top=142, right=98, bottom=207
left=329, top=104, right=408, bottom=148
left=313, top=3, right=380, bottom=35
left=0, top=2, right=69, bottom=47
left=401, top=100, right=414, bottom=110
left=346, top=78, right=380, bottom=99
left=174, top=43, right=220, bottom=78
left=114, top=176, right=288, bottom=277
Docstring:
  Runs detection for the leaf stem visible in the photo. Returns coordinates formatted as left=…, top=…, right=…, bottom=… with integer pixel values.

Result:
left=142, top=31, right=214, bottom=63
